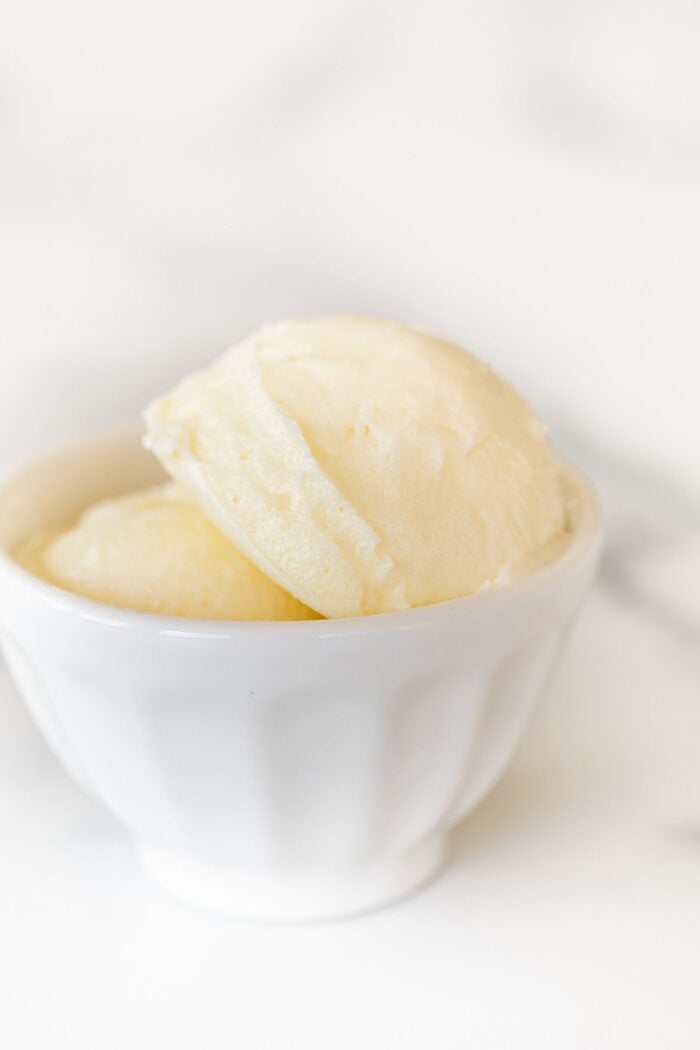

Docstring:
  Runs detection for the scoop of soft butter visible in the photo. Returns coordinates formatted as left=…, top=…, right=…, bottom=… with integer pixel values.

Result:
left=145, top=317, right=568, bottom=618
left=15, top=483, right=317, bottom=620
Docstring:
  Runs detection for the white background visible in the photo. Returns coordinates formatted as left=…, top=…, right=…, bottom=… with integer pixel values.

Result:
left=1, top=1, right=699, bottom=1046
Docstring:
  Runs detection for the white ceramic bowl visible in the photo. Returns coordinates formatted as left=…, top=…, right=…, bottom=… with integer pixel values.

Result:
left=0, top=424, right=600, bottom=921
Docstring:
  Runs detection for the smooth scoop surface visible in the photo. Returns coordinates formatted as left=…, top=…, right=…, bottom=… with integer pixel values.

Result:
left=15, top=483, right=317, bottom=621
left=145, top=317, right=568, bottom=618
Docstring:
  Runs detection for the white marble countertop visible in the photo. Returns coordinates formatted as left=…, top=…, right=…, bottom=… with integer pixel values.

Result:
left=1, top=2, right=699, bottom=1045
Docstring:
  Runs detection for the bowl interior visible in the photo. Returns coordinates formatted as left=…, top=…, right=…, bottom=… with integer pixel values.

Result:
left=0, top=422, right=163, bottom=552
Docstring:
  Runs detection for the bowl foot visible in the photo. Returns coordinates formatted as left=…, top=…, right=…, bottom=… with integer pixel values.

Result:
left=139, top=834, right=447, bottom=922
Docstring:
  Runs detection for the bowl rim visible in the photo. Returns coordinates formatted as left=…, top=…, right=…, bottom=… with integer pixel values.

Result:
left=0, top=422, right=602, bottom=640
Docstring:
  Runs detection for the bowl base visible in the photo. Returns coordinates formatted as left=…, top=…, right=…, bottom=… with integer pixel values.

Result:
left=139, top=834, right=447, bottom=922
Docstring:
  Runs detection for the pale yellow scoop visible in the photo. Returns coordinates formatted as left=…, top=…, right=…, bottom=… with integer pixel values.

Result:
left=15, top=482, right=317, bottom=621
left=145, top=317, right=568, bottom=618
